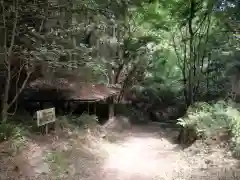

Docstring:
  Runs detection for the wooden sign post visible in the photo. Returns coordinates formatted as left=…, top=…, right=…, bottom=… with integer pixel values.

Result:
left=36, top=108, right=56, bottom=134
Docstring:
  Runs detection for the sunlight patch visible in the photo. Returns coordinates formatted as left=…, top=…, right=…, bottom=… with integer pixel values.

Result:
left=102, top=136, right=178, bottom=177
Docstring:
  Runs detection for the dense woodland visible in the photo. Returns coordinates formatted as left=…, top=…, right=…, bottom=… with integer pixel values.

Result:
left=0, top=0, right=240, bottom=155
left=1, top=0, right=240, bottom=179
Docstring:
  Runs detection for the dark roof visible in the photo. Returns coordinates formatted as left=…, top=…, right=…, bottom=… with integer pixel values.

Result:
left=24, top=78, right=121, bottom=101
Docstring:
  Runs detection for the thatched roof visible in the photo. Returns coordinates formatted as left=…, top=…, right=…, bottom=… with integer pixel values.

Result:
left=24, top=77, right=121, bottom=101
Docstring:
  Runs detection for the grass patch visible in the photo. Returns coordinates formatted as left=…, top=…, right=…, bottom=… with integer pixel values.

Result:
left=46, top=150, right=72, bottom=172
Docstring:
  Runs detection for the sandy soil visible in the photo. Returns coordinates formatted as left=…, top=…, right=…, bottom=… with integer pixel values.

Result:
left=1, top=119, right=240, bottom=180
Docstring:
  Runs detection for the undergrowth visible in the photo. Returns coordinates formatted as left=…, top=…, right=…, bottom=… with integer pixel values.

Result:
left=0, top=122, right=27, bottom=155
left=46, top=150, right=71, bottom=173
left=0, top=113, right=100, bottom=155
left=0, top=122, right=26, bottom=142
left=58, top=113, right=99, bottom=129
left=177, top=100, right=240, bottom=155
left=115, top=104, right=149, bottom=124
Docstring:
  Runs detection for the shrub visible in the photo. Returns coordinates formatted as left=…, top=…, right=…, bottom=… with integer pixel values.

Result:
left=177, top=100, right=240, bottom=152
left=0, top=122, right=27, bottom=155
left=115, top=104, right=149, bottom=124
left=75, top=113, right=99, bottom=129
left=58, top=113, right=99, bottom=129
left=0, top=122, right=26, bottom=142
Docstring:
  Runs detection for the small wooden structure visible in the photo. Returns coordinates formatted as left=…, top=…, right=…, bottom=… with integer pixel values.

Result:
left=22, top=77, right=121, bottom=122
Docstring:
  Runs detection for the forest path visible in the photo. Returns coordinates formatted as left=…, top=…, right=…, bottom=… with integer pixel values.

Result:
left=1, top=120, right=240, bottom=180
left=96, top=123, right=240, bottom=180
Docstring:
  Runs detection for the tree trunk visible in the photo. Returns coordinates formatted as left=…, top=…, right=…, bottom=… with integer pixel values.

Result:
left=187, top=0, right=195, bottom=105
left=1, top=64, right=11, bottom=122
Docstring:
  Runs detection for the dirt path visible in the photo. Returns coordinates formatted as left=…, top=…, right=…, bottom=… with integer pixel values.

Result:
left=1, top=122, right=240, bottom=180
left=98, top=125, right=240, bottom=180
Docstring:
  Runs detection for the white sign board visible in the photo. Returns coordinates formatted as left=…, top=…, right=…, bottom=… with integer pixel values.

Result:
left=36, top=108, right=56, bottom=127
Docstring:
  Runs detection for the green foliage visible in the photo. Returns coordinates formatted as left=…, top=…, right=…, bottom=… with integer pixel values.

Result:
left=132, top=0, right=240, bottom=108
left=73, top=113, right=99, bottom=128
left=115, top=104, right=149, bottom=123
left=177, top=100, right=240, bottom=152
left=8, top=133, right=27, bottom=155
left=0, top=122, right=27, bottom=155
left=1, top=0, right=240, bottom=151
left=177, top=101, right=230, bottom=136
left=58, top=114, right=99, bottom=129
left=0, top=122, right=26, bottom=142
